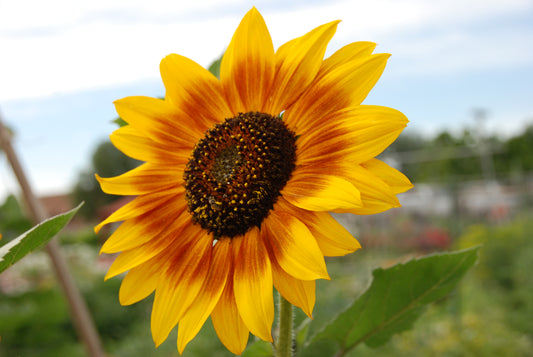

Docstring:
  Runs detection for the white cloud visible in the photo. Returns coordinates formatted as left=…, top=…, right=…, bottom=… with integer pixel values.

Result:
left=0, top=0, right=532, bottom=101
left=382, top=26, right=533, bottom=78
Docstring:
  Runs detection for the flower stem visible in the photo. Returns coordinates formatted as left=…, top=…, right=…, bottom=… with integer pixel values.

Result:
left=276, top=294, right=294, bottom=357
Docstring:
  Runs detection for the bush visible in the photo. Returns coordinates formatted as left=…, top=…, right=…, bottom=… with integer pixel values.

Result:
left=457, top=216, right=533, bottom=336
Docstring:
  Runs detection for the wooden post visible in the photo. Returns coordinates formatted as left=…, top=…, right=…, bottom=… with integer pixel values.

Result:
left=0, top=110, right=105, bottom=357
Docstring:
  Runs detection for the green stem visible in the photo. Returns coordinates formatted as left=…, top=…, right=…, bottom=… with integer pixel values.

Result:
left=276, top=294, right=294, bottom=357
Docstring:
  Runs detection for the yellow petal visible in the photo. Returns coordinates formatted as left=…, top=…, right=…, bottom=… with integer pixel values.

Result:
left=177, top=238, right=232, bottom=354
left=286, top=53, right=390, bottom=131
left=105, top=235, right=169, bottom=281
left=94, top=188, right=183, bottom=233
left=151, top=226, right=213, bottom=347
left=233, top=228, right=274, bottom=342
left=265, top=20, right=339, bottom=114
left=318, top=41, right=376, bottom=78
left=100, top=197, right=187, bottom=254
left=119, top=255, right=164, bottom=305
left=348, top=164, right=400, bottom=206
left=104, top=210, right=191, bottom=279
left=306, top=211, right=361, bottom=257
left=297, top=105, right=408, bottom=165
left=271, top=258, right=316, bottom=318
left=96, top=162, right=181, bottom=196
left=321, top=53, right=390, bottom=106
left=340, top=106, right=408, bottom=162
left=276, top=197, right=361, bottom=256
left=341, top=200, right=398, bottom=215
left=212, top=270, right=250, bottom=355
left=220, top=7, right=275, bottom=113
left=105, top=242, right=169, bottom=281
left=160, top=53, right=232, bottom=128
left=292, top=121, right=353, bottom=168
left=114, top=96, right=204, bottom=146
left=282, top=169, right=362, bottom=211
left=361, top=158, right=413, bottom=194
left=264, top=211, right=329, bottom=281
left=336, top=164, right=401, bottom=215
left=110, top=125, right=190, bottom=164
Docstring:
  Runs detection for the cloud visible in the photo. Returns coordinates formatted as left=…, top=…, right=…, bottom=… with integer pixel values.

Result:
left=0, top=0, right=531, bottom=101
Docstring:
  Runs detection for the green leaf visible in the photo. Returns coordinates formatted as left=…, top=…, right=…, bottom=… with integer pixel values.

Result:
left=295, top=317, right=312, bottom=349
left=207, top=54, right=223, bottom=79
left=0, top=203, right=83, bottom=274
left=300, top=247, right=480, bottom=356
left=242, top=339, right=272, bottom=357
left=112, top=117, right=128, bottom=127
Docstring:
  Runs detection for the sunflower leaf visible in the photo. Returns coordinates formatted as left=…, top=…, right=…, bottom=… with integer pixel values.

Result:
left=299, top=247, right=480, bottom=356
left=112, top=117, right=128, bottom=127
left=207, top=54, right=223, bottom=79
left=0, top=203, right=82, bottom=273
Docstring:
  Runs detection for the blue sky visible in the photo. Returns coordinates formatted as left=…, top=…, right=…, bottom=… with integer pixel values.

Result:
left=1, top=0, right=532, bottom=199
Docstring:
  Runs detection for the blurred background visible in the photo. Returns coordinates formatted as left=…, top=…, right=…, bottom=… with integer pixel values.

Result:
left=1, top=0, right=532, bottom=356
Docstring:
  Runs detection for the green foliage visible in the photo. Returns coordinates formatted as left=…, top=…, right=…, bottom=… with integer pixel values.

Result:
left=499, top=125, right=533, bottom=173
left=0, top=203, right=82, bottom=274
left=385, top=124, right=533, bottom=183
left=0, top=194, right=32, bottom=242
left=208, top=54, right=223, bottom=79
left=0, top=288, right=83, bottom=357
left=84, top=278, right=150, bottom=343
left=0, top=277, right=148, bottom=357
left=299, top=247, right=479, bottom=357
left=385, top=130, right=483, bottom=183
left=242, top=340, right=272, bottom=357
left=458, top=216, right=533, bottom=336
left=92, top=141, right=140, bottom=179
left=295, top=318, right=312, bottom=349
left=347, top=285, right=533, bottom=357
left=508, top=243, right=533, bottom=335
left=385, top=131, right=425, bottom=152
left=72, top=141, right=140, bottom=219
left=112, top=117, right=128, bottom=127
left=58, top=225, right=99, bottom=246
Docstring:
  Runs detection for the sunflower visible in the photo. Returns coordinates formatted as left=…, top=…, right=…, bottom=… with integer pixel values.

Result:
left=96, top=7, right=412, bottom=355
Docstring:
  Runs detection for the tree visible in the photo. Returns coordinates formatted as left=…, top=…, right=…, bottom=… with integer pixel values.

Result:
left=499, top=124, right=533, bottom=173
left=0, top=194, right=32, bottom=242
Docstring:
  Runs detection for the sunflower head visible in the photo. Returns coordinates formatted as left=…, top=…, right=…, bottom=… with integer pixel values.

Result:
left=96, top=6, right=412, bottom=355
left=183, top=111, right=297, bottom=239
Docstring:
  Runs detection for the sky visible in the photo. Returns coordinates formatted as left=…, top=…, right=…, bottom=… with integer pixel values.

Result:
left=1, top=0, right=532, bottom=200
